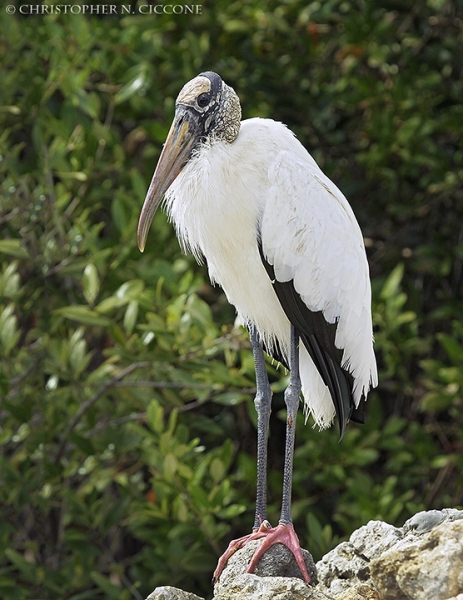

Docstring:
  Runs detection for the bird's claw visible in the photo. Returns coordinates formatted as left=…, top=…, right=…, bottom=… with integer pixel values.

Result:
left=213, top=521, right=311, bottom=584
left=212, top=520, right=274, bottom=583
left=247, top=521, right=311, bottom=583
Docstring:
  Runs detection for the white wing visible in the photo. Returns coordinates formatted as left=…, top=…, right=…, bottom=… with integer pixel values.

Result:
left=261, top=146, right=378, bottom=405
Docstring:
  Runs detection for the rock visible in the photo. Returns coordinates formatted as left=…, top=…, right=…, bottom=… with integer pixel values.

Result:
left=403, top=508, right=445, bottom=533
left=441, top=507, right=463, bottom=522
left=215, top=538, right=317, bottom=587
left=315, top=521, right=403, bottom=596
left=214, top=573, right=329, bottom=600
left=316, top=508, right=463, bottom=600
left=145, top=587, right=204, bottom=600
left=146, top=508, right=463, bottom=600
left=370, top=519, right=463, bottom=600
left=349, top=520, right=403, bottom=558
left=335, top=584, right=380, bottom=600
left=315, top=541, right=369, bottom=596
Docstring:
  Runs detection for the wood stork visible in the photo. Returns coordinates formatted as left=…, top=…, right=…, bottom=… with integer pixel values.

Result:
left=137, top=71, right=378, bottom=584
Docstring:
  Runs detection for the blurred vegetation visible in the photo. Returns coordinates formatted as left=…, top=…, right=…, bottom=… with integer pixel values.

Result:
left=0, top=0, right=462, bottom=598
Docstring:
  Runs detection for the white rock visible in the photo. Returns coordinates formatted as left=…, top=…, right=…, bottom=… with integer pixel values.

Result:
left=214, top=573, right=329, bottom=600
left=370, top=519, right=463, bottom=600
left=349, top=520, right=402, bottom=559
left=146, top=508, right=463, bottom=600
left=145, top=586, right=204, bottom=600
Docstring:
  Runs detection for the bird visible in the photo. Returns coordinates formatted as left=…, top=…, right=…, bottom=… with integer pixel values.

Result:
left=137, top=71, right=378, bottom=584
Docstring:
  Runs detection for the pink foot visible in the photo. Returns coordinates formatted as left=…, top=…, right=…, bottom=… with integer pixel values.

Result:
left=213, top=520, right=273, bottom=583
left=213, top=521, right=311, bottom=584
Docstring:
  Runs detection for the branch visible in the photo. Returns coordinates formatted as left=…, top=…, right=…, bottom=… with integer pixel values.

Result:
left=53, top=362, right=149, bottom=463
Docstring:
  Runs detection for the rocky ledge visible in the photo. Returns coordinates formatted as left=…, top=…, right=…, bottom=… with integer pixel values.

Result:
left=146, top=508, right=463, bottom=600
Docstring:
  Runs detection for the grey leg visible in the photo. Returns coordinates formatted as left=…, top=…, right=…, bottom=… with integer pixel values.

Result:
left=214, top=324, right=311, bottom=584
left=279, top=325, right=301, bottom=525
left=249, top=325, right=272, bottom=530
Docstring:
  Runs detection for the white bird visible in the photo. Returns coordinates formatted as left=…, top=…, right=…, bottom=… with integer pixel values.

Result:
left=137, top=71, right=378, bottom=584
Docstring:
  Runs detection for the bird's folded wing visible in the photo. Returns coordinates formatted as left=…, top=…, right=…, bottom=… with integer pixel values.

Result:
left=259, top=150, right=377, bottom=406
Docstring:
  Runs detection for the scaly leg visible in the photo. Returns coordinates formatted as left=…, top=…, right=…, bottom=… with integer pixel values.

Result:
left=246, top=326, right=311, bottom=582
left=213, top=325, right=272, bottom=581
left=250, top=325, right=272, bottom=529
left=213, top=326, right=311, bottom=584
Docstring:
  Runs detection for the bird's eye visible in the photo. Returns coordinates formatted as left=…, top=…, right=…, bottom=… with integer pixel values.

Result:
left=197, top=92, right=210, bottom=108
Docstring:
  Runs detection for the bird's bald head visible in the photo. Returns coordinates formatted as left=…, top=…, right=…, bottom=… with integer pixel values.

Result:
left=175, top=71, right=241, bottom=143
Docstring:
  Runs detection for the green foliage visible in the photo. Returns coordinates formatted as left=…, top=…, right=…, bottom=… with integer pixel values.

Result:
left=1, top=1, right=462, bottom=598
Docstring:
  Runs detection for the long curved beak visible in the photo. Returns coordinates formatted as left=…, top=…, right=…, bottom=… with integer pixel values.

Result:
left=137, top=107, right=200, bottom=252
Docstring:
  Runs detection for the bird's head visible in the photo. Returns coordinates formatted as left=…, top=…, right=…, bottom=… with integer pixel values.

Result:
left=137, top=71, right=241, bottom=252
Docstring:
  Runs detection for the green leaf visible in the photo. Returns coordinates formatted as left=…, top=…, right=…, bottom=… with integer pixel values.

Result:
left=69, top=432, right=95, bottom=455
left=180, top=550, right=216, bottom=573
left=115, top=280, right=145, bottom=301
left=123, top=299, right=138, bottom=335
left=147, top=400, right=164, bottom=434
left=218, top=504, right=246, bottom=519
left=212, top=392, right=247, bottom=406
left=380, top=263, right=404, bottom=300
left=0, top=240, right=28, bottom=259
left=72, top=89, right=100, bottom=119
left=3, top=549, right=35, bottom=580
left=438, top=333, right=463, bottom=364
left=130, top=168, right=147, bottom=202
left=54, top=306, right=110, bottom=326
left=96, top=296, right=123, bottom=314
left=82, top=263, right=100, bottom=305
left=0, top=304, right=20, bottom=353
left=114, top=63, right=149, bottom=105
left=209, top=458, right=225, bottom=483
left=90, top=572, right=121, bottom=598
left=164, top=453, right=178, bottom=477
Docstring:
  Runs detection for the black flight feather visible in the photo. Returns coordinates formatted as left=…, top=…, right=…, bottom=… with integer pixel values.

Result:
left=258, top=243, right=363, bottom=437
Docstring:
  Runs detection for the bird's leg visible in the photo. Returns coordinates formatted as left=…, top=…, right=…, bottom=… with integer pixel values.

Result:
left=280, top=324, right=300, bottom=525
left=213, top=325, right=272, bottom=582
left=250, top=325, right=272, bottom=529
left=246, top=325, right=311, bottom=583
left=213, top=326, right=272, bottom=569
left=213, top=326, right=311, bottom=584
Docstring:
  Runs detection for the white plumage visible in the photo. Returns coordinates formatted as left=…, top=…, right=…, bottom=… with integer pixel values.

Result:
left=137, top=71, right=378, bottom=583
left=164, top=117, right=377, bottom=427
